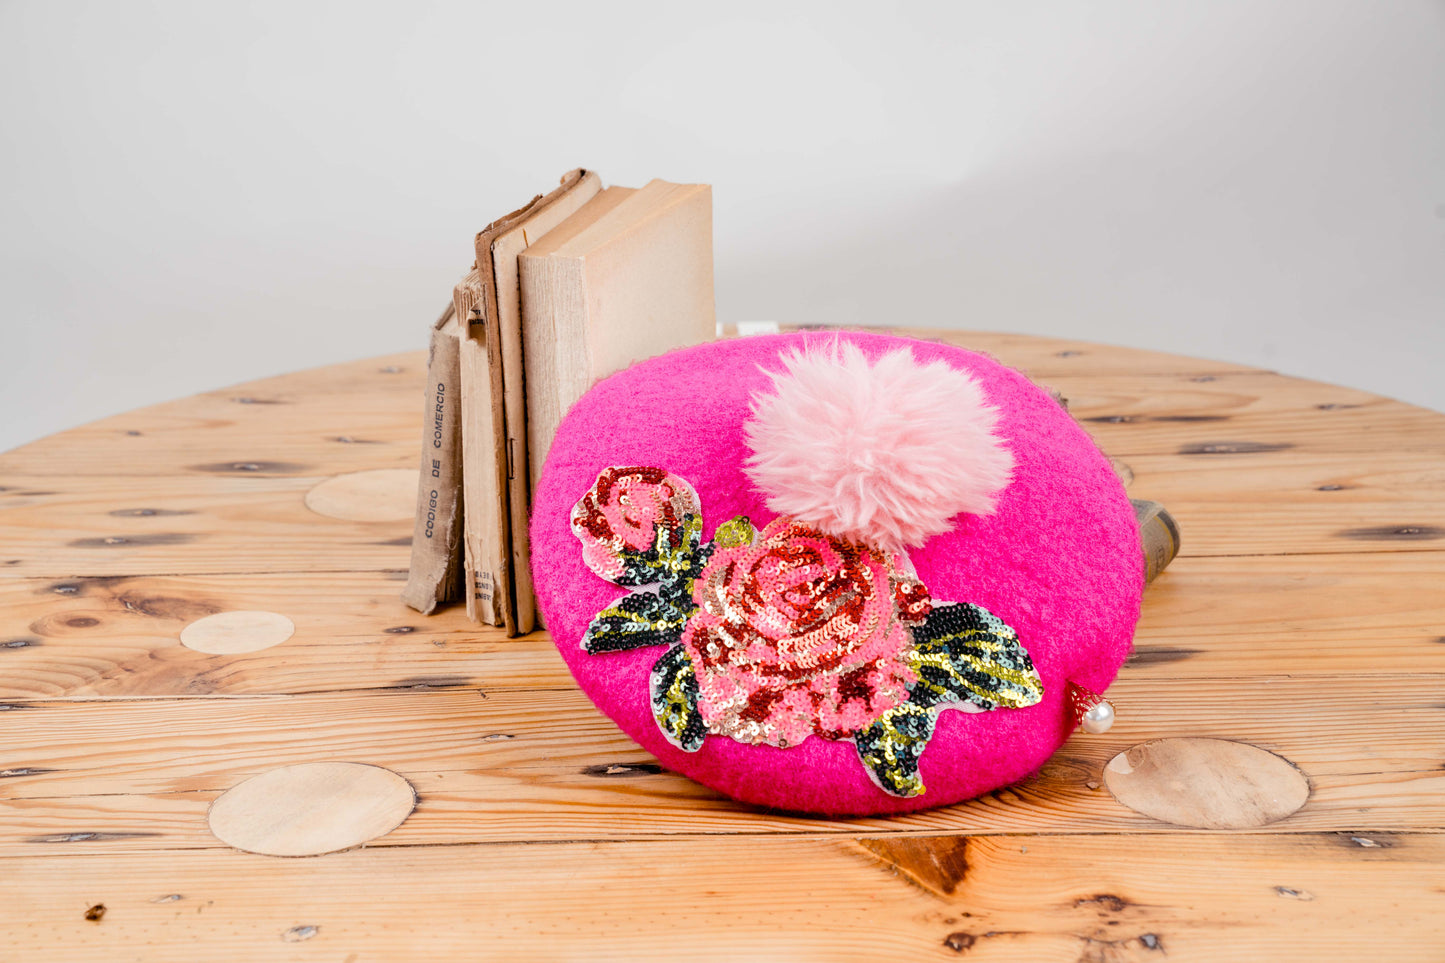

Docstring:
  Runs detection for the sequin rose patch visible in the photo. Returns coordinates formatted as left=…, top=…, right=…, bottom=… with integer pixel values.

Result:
left=571, top=465, right=1045, bottom=797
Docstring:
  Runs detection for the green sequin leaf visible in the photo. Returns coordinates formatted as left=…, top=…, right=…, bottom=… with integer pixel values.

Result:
left=855, top=702, right=938, bottom=797
left=584, top=516, right=712, bottom=654
left=581, top=589, right=692, bottom=653
left=613, top=513, right=711, bottom=591
left=711, top=514, right=756, bottom=549
left=650, top=644, right=707, bottom=752
left=906, top=602, right=1044, bottom=712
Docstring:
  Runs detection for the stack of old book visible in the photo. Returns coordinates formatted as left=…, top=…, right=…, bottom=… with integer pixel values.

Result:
left=401, top=169, right=716, bottom=634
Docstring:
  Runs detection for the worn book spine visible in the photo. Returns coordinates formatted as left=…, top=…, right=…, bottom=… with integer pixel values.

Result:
left=458, top=337, right=503, bottom=626
left=485, top=170, right=602, bottom=636
left=478, top=244, right=528, bottom=636
left=455, top=271, right=509, bottom=628
left=401, top=304, right=464, bottom=614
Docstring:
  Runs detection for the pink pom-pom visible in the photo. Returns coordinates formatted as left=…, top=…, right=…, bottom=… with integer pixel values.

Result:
left=743, top=342, right=1013, bottom=551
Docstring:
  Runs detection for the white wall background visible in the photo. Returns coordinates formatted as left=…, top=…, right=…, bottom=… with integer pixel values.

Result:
left=2, top=0, right=1442, bottom=454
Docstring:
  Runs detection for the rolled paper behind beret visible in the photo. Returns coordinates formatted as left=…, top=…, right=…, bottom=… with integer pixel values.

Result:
left=531, top=331, right=1143, bottom=815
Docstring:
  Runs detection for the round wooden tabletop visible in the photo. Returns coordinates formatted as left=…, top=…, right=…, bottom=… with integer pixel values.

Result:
left=3, top=330, right=1443, bottom=960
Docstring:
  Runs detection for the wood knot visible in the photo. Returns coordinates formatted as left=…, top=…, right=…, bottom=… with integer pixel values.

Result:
left=857, top=836, right=970, bottom=898
left=581, top=763, right=665, bottom=778
left=943, top=932, right=976, bottom=953
left=1074, top=894, right=1129, bottom=913
left=1178, top=441, right=1292, bottom=455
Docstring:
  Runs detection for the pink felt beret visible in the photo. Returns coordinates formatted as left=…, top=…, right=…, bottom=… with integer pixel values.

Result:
left=531, top=331, right=1143, bottom=815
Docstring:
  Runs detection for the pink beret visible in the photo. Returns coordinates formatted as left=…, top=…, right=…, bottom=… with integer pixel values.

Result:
left=531, top=331, right=1143, bottom=814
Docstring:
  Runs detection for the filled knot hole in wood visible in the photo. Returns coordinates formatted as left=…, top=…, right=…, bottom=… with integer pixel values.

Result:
left=207, top=762, right=417, bottom=857
left=305, top=469, right=419, bottom=522
left=1104, top=738, right=1310, bottom=829
left=180, top=611, right=295, bottom=655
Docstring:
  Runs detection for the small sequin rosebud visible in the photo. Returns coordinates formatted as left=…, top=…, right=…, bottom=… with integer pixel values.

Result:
left=570, top=467, right=700, bottom=581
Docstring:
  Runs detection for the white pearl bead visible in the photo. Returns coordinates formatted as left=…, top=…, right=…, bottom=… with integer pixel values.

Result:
left=1081, top=700, right=1115, bottom=734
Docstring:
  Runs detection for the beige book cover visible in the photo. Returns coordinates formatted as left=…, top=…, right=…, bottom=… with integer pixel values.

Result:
left=410, top=180, right=572, bottom=626
left=404, top=169, right=713, bottom=632
left=401, top=301, right=465, bottom=614
left=480, top=170, right=602, bottom=634
left=518, top=179, right=715, bottom=493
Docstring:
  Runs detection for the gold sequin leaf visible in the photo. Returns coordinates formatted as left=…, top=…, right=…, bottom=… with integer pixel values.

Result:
left=905, top=602, right=1044, bottom=711
left=650, top=645, right=707, bottom=752
left=854, top=702, right=937, bottom=797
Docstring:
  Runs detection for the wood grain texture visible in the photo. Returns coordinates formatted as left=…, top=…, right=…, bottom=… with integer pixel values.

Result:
left=302, top=468, right=418, bottom=522
left=2, top=553, right=1440, bottom=700
left=1045, top=370, right=1445, bottom=456
left=1132, top=553, right=1445, bottom=675
left=0, top=569, right=531, bottom=698
left=1126, top=449, right=1445, bottom=556
left=0, top=472, right=414, bottom=578
left=0, top=675, right=1440, bottom=857
left=4, top=834, right=1442, bottom=962
left=1, top=331, right=1440, bottom=961
left=1, top=352, right=422, bottom=477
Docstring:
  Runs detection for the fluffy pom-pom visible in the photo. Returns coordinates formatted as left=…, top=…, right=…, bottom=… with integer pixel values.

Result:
left=743, top=342, right=1013, bottom=551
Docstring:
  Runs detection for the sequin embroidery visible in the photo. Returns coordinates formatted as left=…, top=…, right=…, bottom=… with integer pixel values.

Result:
left=571, top=466, right=1044, bottom=797
left=681, top=517, right=917, bottom=748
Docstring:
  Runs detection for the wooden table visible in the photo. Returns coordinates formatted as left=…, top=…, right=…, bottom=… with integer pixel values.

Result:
left=3, top=331, right=1442, bottom=960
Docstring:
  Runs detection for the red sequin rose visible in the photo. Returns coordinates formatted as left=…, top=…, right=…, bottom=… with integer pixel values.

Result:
left=680, top=517, right=923, bottom=747
left=570, top=467, right=700, bottom=581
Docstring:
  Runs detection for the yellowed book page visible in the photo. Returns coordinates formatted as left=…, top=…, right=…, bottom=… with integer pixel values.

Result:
left=463, top=169, right=594, bottom=630
left=521, top=185, right=639, bottom=259
left=519, top=186, right=638, bottom=496
left=529, top=181, right=696, bottom=481
left=532, top=180, right=713, bottom=420
left=524, top=181, right=715, bottom=486
left=458, top=324, right=506, bottom=626
left=462, top=235, right=529, bottom=625
left=451, top=273, right=486, bottom=623
left=486, top=171, right=602, bottom=635
left=542, top=179, right=683, bottom=259
left=582, top=183, right=714, bottom=386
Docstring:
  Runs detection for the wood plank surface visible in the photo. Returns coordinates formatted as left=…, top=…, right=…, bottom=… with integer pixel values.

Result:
left=0, top=473, right=415, bottom=578
left=2, top=673, right=1442, bottom=857
left=0, top=570, right=520, bottom=698
left=3, top=553, right=1442, bottom=700
left=5, top=833, right=1441, bottom=962
left=1049, top=370, right=1445, bottom=455
left=2, top=330, right=1441, bottom=961
left=3, top=443, right=1441, bottom=583
left=1124, top=449, right=1445, bottom=556
left=3, top=353, right=423, bottom=477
